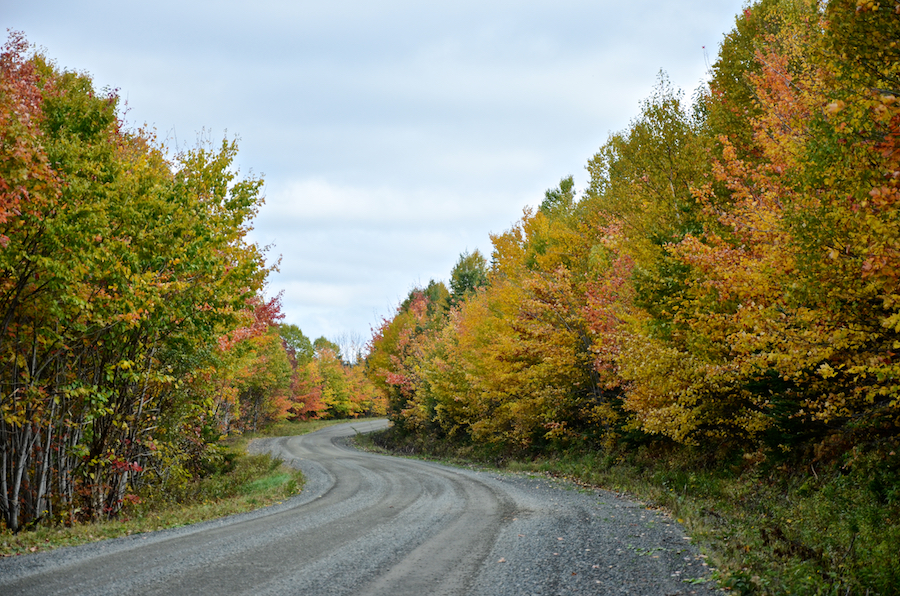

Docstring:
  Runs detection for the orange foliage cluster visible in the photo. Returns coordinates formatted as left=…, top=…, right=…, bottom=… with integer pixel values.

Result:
left=211, top=297, right=386, bottom=433
left=290, top=346, right=386, bottom=422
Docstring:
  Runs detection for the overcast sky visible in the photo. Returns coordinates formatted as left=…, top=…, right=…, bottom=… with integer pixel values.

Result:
left=4, top=0, right=747, bottom=344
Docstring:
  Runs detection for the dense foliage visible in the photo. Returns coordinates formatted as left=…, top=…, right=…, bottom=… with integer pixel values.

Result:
left=367, top=3, right=900, bottom=590
left=371, top=0, right=900, bottom=459
left=0, top=34, right=383, bottom=532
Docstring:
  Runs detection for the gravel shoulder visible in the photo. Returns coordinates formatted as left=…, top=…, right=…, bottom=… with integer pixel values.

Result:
left=0, top=419, right=720, bottom=595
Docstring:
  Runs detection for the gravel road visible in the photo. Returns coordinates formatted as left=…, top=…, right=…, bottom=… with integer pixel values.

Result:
left=0, top=419, right=720, bottom=595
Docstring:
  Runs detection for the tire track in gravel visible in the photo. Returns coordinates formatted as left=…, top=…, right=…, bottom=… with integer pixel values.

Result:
left=0, top=419, right=720, bottom=595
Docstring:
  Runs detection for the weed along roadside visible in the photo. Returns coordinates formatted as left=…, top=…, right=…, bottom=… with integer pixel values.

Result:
left=355, top=427, right=900, bottom=596
left=0, top=419, right=348, bottom=557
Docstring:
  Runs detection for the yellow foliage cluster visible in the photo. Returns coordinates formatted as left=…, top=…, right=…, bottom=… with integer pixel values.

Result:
left=367, top=0, right=900, bottom=454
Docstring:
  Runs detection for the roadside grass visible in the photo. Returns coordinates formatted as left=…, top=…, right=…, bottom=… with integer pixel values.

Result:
left=232, top=418, right=347, bottom=443
left=0, top=418, right=346, bottom=558
left=357, top=428, right=900, bottom=596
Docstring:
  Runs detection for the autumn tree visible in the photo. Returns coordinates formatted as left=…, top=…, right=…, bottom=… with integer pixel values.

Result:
left=366, top=283, right=449, bottom=432
left=280, top=323, right=315, bottom=365
left=449, top=250, right=489, bottom=309
left=0, top=34, right=269, bottom=530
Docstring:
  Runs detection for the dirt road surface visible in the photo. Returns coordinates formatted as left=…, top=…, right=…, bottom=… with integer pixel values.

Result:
left=0, top=419, right=718, bottom=595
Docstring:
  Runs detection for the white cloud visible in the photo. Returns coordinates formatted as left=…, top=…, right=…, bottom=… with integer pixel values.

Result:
left=5, top=0, right=748, bottom=340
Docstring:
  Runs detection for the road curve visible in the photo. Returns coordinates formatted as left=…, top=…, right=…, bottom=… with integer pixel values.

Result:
left=0, top=420, right=719, bottom=595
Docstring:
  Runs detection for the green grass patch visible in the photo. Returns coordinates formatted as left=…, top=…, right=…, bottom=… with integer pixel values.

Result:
left=232, top=418, right=348, bottom=442
left=0, top=418, right=345, bottom=558
left=358, top=428, right=900, bottom=596
left=241, top=473, right=293, bottom=495
left=221, top=418, right=348, bottom=454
